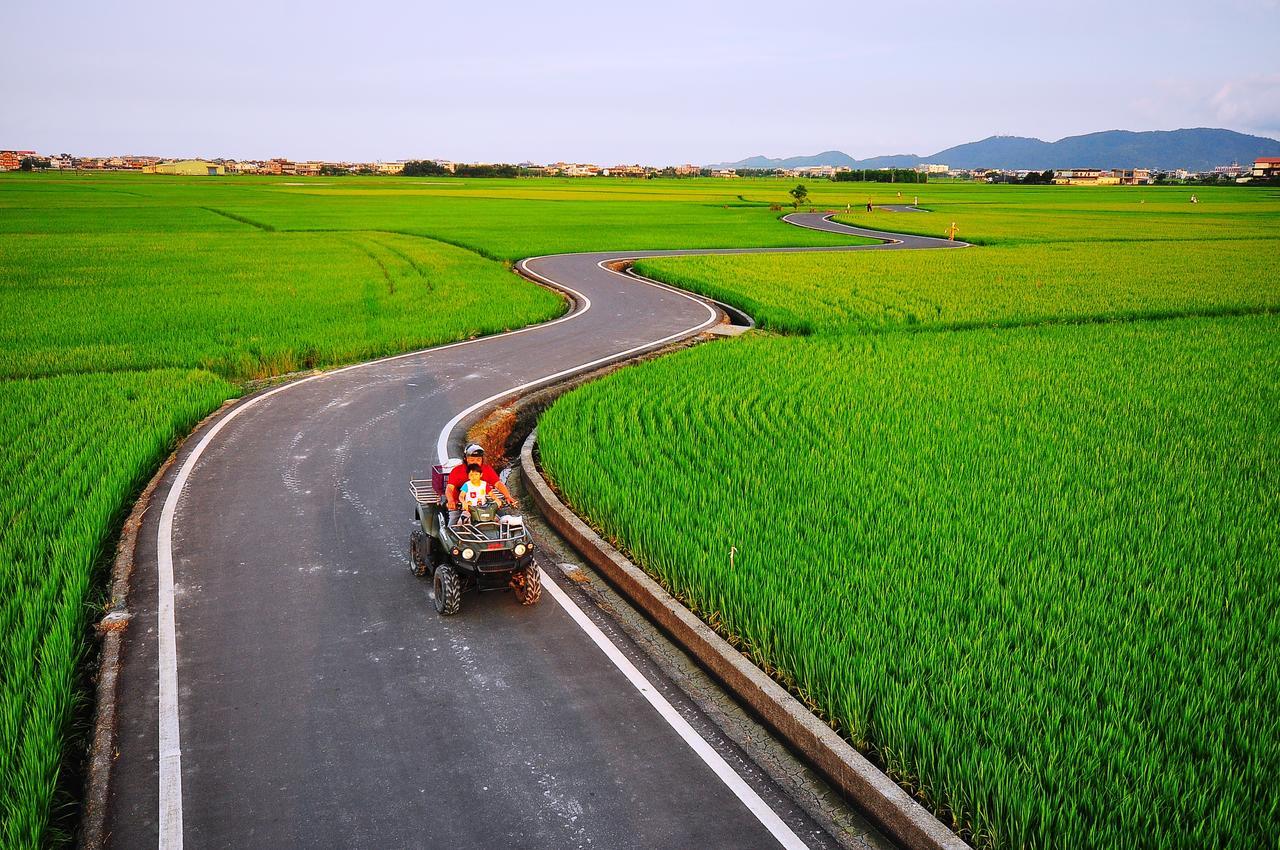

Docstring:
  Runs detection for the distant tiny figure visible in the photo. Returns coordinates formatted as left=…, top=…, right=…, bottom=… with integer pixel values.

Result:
left=946, top=221, right=959, bottom=241
left=914, top=195, right=919, bottom=206
left=1190, top=194, right=1198, bottom=204
left=866, top=200, right=873, bottom=213
left=846, top=202, right=851, bottom=212
left=897, top=191, right=902, bottom=199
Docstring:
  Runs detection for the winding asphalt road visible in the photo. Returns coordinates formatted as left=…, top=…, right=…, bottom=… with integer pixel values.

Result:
left=104, top=214, right=964, bottom=849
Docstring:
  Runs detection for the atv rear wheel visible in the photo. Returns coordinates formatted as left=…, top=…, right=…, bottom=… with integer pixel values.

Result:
left=433, top=565, right=461, bottom=616
left=510, top=562, right=542, bottom=606
left=409, top=529, right=431, bottom=577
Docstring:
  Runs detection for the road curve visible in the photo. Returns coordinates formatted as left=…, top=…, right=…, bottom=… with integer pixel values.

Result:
left=105, top=214, right=965, bottom=849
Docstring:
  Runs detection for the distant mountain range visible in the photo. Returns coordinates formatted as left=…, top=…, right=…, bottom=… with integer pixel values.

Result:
left=709, top=128, right=1280, bottom=172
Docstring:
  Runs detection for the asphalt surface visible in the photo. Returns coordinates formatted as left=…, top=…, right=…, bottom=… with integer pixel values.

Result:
left=105, top=214, right=964, bottom=849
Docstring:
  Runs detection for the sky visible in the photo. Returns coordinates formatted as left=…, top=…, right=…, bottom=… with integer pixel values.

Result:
left=3, top=0, right=1278, bottom=164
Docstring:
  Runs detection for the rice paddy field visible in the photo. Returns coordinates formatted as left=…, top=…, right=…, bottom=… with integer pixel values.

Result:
left=539, top=321, right=1279, bottom=849
left=826, top=184, right=1280, bottom=246
left=0, top=231, right=563, bottom=379
left=538, top=182, right=1280, bottom=848
left=632, top=239, right=1280, bottom=334
left=3, top=170, right=1277, bottom=846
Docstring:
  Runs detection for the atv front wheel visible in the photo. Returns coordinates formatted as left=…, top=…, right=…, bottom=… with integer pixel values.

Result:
left=433, top=565, right=462, bottom=616
left=510, top=563, right=542, bottom=606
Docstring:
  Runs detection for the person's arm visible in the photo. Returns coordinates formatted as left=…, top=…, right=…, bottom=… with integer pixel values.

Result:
left=494, top=479, right=518, bottom=507
left=483, top=465, right=518, bottom=507
left=445, top=483, right=458, bottom=510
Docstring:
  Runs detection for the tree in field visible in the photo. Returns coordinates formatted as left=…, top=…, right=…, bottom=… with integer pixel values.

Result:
left=789, top=183, right=809, bottom=209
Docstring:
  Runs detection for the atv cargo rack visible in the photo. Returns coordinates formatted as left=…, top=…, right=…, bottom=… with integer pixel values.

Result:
left=409, top=479, right=438, bottom=505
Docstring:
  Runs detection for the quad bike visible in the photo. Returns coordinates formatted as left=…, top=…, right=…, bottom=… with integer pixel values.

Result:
left=408, top=462, right=541, bottom=616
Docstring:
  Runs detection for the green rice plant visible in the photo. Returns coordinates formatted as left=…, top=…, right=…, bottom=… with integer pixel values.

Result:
left=825, top=183, right=1280, bottom=246
left=633, top=240, right=1280, bottom=334
left=0, top=369, right=236, bottom=847
left=0, top=230, right=564, bottom=380
left=539, top=316, right=1280, bottom=849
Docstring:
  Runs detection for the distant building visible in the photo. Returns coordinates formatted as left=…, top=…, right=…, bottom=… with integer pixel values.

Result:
left=1052, top=168, right=1150, bottom=186
left=1054, top=168, right=1108, bottom=185
left=141, top=159, right=225, bottom=176
left=673, top=163, right=701, bottom=176
left=920, top=163, right=949, bottom=174
left=1253, top=157, right=1280, bottom=179
left=605, top=164, right=648, bottom=177
left=1114, top=168, right=1152, bottom=185
left=375, top=161, right=405, bottom=174
left=0, top=150, right=39, bottom=170
left=711, top=169, right=737, bottom=178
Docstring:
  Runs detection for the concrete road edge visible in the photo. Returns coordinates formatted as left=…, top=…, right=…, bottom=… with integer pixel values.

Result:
left=520, top=429, right=968, bottom=850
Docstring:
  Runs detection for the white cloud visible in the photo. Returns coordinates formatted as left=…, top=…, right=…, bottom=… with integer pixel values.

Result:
left=1210, top=75, right=1280, bottom=137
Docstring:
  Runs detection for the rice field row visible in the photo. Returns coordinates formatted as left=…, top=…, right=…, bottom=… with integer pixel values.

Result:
left=0, top=230, right=564, bottom=379
left=826, top=186, right=1280, bottom=246
left=537, top=317, right=1280, bottom=849
left=632, top=239, right=1280, bottom=334
left=0, top=369, right=236, bottom=847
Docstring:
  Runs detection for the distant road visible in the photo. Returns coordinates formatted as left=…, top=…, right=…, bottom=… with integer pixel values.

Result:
left=106, top=214, right=965, bottom=849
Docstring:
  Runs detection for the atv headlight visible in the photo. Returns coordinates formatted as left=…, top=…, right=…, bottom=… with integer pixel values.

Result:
left=461, top=547, right=476, bottom=561
left=514, top=543, right=528, bottom=557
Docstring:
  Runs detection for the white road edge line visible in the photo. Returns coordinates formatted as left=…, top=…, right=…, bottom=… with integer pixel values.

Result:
left=538, top=573, right=809, bottom=850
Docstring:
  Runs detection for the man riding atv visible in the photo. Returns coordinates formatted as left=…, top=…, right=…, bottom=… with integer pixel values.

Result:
left=409, top=441, right=539, bottom=615
left=445, top=443, right=519, bottom=527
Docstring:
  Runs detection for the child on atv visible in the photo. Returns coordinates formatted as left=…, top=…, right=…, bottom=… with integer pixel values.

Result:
left=455, top=464, right=503, bottom=524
